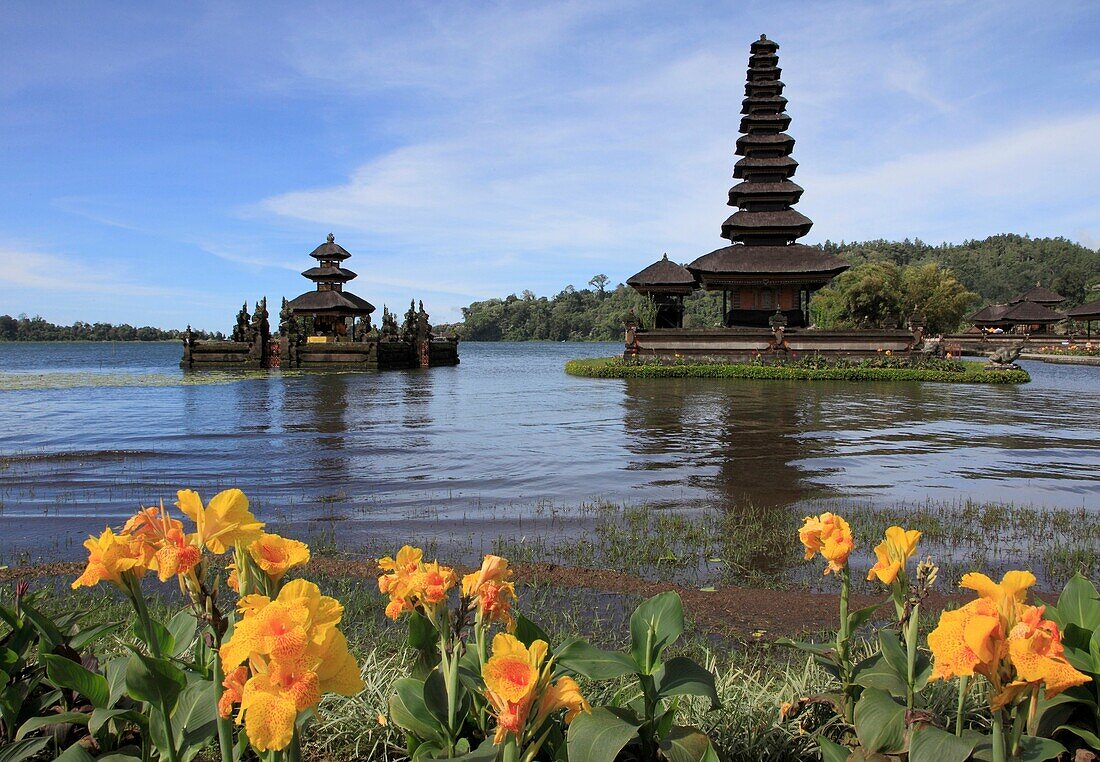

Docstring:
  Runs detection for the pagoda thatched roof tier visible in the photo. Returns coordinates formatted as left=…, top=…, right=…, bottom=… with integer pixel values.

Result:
left=750, top=34, right=778, bottom=53
left=301, top=266, right=357, bottom=282
left=1000, top=301, right=1064, bottom=323
left=1067, top=298, right=1100, bottom=320
left=721, top=209, right=812, bottom=244
left=735, top=132, right=794, bottom=157
left=1011, top=285, right=1064, bottom=304
left=739, top=112, right=792, bottom=133
left=745, top=79, right=784, bottom=96
left=968, top=304, right=1011, bottom=323
left=747, top=66, right=782, bottom=82
left=741, top=95, right=787, bottom=114
left=734, top=156, right=798, bottom=179
left=688, top=245, right=848, bottom=280
left=627, top=254, right=696, bottom=295
left=287, top=289, right=375, bottom=315
left=309, top=233, right=353, bottom=262
left=728, top=180, right=803, bottom=208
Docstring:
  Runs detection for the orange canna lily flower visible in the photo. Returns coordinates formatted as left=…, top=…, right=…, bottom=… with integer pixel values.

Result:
left=993, top=604, right=1090, bottom=710
left=799, top=513, right=853, bottom=575
left=248, top=533, right=310, bottom=582
left=71, top=527, right=147, bottom=589
left=218, top=666, right=249, bottom=719
left=483, top=633, right=545, bottom=743
left=867, top=526, right=922, bottom=586
left=176, top=488, right=263, bottom=554
left=376, top=546, right=458, bottom=619
left=462, top=555, right=516, bottom=628
left=121, top=504, right=203, bottom=582
left=928, top=597, right=1003, bottom=681
left=534, top=675, right=590, bottom=725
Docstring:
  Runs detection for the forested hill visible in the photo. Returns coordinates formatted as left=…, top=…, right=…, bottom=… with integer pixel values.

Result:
left=0, top=314, right=222, bottom=342
left=458, top=234, right=1100, bottom=341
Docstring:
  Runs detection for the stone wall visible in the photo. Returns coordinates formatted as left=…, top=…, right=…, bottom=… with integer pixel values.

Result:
left=625, top=327, right=920, bottom=362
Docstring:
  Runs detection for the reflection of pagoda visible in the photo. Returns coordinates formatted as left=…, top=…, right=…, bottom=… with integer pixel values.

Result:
left=628, top=35, right=848, bottom=329
left=287, top=233, right=375, bottom=340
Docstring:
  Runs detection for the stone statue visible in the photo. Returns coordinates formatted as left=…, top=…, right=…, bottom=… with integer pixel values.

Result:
left=402, top=299, right=417, bottom=341
left=278, top=297, right=299, bottom=345
left=381, top=306, right=399, bottom=339
left=231, top=301, right=251, bottom=343
left=986, top=345, right=1024, bottom=368
left=251, top=297, right=270, bottom=343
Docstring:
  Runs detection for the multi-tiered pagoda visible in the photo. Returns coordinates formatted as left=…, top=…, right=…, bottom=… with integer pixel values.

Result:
left=287, top=233, right=375, bottom=340
left=628, top=35, right=849, bottom=329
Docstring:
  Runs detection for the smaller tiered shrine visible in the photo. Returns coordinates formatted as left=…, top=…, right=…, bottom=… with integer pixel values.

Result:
left=181, top=234, right=458, bottom=370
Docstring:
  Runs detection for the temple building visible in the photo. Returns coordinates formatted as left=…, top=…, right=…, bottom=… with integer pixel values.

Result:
left=626, top=254, right=696, bottom=328
left=287, top=233, right=375, bottom=341
left=967, top=284, right=1066, bottom=334
left=1067, top=298, right=1100, bottom=337
left=628, top=35, right=849, bottom=329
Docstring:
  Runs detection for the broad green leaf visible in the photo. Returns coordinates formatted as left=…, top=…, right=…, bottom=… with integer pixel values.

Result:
left=124, top=653, right=186, bottom=711
left=44, top=654, right=110, bottom=708
left=908, top=723, right=978, bottom=762
left=423, top=669, right=451, bottom=727
left=853, top=688, right=907, bottom=755
left=170, top=681, right=218, bottom=762
left=389, top=677, right=445, bottom=743
left=653, top=657, right=720, bottom=709
left=0, top=738, right=50, bottom=762
left=815, top=734, right=849, bottom=762
left=852, top=652, right=908, bottom=698
left=18, top=602, right=64, bottom=650
left=566, top=706, right=640, bottom=762
left=513, top=614, right=551, bottom=648
left=449, top=740, right=499, bottom=761
left=129, top=618, right=174, bottom=658
left=1062, top=623, right=1094, bottom=654
left=407, top=611, right=437, bottom=651
left=15, top=711, right=90, bottom=740
left=166, top=611, right=198, bottom=659
left=70, top=621, right=124, bottom=651
left=1057, top=574, right=1100, bottom=631
left=659, top=725, right=718, bottom=762
left=878, top=630, right=908, bottom=679
left=629, top=592, right=684, bottom=674
left=89, top=707, right=147, bottom=736
left=775, top=637, right=839, bottom=663
left=95, top=755, right=144, bottom=762
left=1055, top=723, right=1100, bottom=750
left=105, top=657, right=128, bottom=707
left=555, top=639, right=637, bottom=680
left=1015, top=735, right=1066, bottom=761
left=848, top=601, right=884, bottom=633
left=54, top=742, right=95, bottom=762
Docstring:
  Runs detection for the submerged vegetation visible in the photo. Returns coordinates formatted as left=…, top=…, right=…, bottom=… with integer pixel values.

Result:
left=564, top=357, right=1031, bottom=384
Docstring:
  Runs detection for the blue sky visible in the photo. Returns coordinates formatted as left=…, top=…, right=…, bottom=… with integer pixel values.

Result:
left=2, top=1, right=1099, bottom=329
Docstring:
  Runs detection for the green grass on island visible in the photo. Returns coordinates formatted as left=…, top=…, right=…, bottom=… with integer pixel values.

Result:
left=565, top=356, right=1031, bottom=384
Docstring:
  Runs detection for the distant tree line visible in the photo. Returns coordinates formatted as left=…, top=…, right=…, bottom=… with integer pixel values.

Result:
left=0, top=314, right=222, bottom=342
left=459, top=234, right=1099, bottom=340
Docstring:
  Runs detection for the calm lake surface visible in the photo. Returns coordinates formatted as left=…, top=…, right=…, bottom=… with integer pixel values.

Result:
left=0, top=341, right=1097, bottom=561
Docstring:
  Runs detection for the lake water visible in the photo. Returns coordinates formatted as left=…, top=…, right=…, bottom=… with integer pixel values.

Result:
left=0, top=341, right=1097, bottom=562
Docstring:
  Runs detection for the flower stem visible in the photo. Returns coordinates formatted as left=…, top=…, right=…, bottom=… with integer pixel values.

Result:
left=838, top=565, right=853, bottom=724
left=954, top=676, right=968, bottom=736
left=212, top=654, right=235, bottom=762
left=904, top=602, right=920, bottom=711
left=991, top=708, right=1006, bottom=762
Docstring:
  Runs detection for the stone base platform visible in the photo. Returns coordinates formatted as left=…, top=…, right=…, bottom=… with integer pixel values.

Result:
left=624, top=326, right=920, bottom=362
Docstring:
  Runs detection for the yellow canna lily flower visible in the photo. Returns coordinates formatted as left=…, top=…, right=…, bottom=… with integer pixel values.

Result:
left=176, top=488, right=264, bottom=554
left=248, top=533, right=310, bottom=582
left=960, top=570, right=1035, bottom=623
left=992, top=604, right=1090, bottom=710
left=534, top=675, right=590, bottom=725
left=462, top=554, right=517, bottom=628
left=238, top=677, right=298, bottom=752
left=866, top=526, right=922, bottom=586
left=71, top=527, right=147, bottom=589
left=799, top=513, right=853, bottom=575
left=927, top=597, right=1003, bottom=681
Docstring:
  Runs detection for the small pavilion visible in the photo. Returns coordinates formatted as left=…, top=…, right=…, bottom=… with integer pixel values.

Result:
left=627, top=34, right=848, bottom=328
left=1067, top=298, right=1100, bottom=337
left=626, top=254, right=696, bottom=328
left=968, top=300, right=1065, bottom=334
left=1010, top=285, right=1064, bottom=307
left=287, top=234, right=375, bottom=341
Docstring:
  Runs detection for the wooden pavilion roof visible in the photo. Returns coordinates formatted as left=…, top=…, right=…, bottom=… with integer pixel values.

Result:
left=1011, top=285, right=1064, bottom=304
left=1066, top=298, right=1100, bottom=320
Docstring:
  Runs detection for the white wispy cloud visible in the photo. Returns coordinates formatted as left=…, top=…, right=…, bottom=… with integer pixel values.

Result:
left=0, top=246, right=185, bottom=298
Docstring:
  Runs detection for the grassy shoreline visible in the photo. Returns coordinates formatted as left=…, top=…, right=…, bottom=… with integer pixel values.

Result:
left=565, top=356, right=1031, bottom=383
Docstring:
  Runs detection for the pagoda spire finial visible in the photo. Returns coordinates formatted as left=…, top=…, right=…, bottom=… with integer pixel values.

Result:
left=326, top=232, right=335, bottom=243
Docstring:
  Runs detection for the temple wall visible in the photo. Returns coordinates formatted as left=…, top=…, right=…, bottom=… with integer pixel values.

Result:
left=625, top=328, right=919, bottom=362
left=181, top=340, right=258, bottom=368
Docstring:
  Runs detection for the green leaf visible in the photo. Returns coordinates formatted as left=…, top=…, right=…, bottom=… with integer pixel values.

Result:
left=389, top=677, right=445, bottom=743
left=166, top=611, right=198, bottom=659
left=44, top=654, right=110, bottom=708
left=0, top=738, right=50, bottom=762
left=514, top=614, right=551, bottom=648
left=1014, top=735, right=1066, bottom=761
left=853, top=688, right=907, bottom=755
left=653, top=657, right=720, bottom=709
left=70, top=621, right=124, bottom=651
left=18, top=602, right=64, bottom=650
left=129, top=618, right=174, bottom=658
left=89, top=707, right=147, bottom=736
left=449, top=739, right=499, bottom=761
left=124, top=652, right=186, bottom=711
left=848, top=601, right=883, bottom=633
left=422, top=669, right=450, bottom=728
left=15, top=711, right=90, bottom=740
left=407, top=611, right=437, bottom=651
left=659, top=725, right=718, bottom=762
left=54, top=742, right=96, bottom=762
left=1054, top=723, right=1100, bottom=750
left=815, top=734, right=850, bottom=762
left=908, top=723, right=978, bottom=762
left=775, top=637, right=839, bottom=663
left=629, top=591, right=684, bottom=674
left=169, top=681, right=218, bottom=762
left=104, top=656, right=128, bottom=707
left=878, top=630, right=908, bottom=679
left=555, top=639, right=637, bottom=680
left=1056, top=574, right=1100, bottom=631
left=852, top=652, right=908, bottom=698
left=566, top=706, right=641, bottom=762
